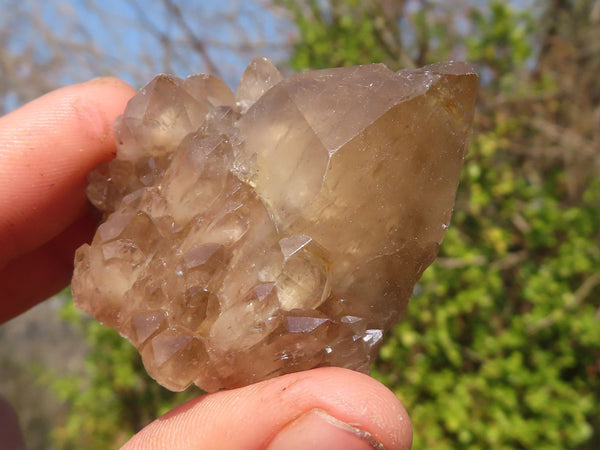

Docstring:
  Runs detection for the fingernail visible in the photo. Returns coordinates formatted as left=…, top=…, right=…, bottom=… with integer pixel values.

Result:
left=267, top=409, right=386, bottom=450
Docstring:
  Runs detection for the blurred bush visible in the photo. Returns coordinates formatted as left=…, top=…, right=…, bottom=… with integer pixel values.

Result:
left=279, top=0, right=600, bottom=448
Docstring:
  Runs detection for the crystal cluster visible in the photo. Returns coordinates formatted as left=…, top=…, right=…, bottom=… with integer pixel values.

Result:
left=72, top=58, right=477, bottom=392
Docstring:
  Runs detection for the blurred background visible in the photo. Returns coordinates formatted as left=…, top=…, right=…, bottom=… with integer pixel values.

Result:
left=0, top=0, right=599, bottom=448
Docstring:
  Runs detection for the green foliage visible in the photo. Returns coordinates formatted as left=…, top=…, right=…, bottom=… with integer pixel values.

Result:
left=278, top=0, right=391, bottom=70
left=376, top=130, right=600, bottom=448
left=466, top=0, right=533, bottom=74
left=282, top=0, right=600, bottom=448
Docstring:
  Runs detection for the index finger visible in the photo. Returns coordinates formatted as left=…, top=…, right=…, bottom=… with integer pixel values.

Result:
left=0, top=77, right=135, bottom=321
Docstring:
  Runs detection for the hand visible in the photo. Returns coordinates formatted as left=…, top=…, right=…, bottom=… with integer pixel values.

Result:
left=0, top=79, right=412, bottom=449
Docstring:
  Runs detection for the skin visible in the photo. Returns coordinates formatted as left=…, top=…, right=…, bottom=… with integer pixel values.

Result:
left=0, top=78, right=412, bottom=449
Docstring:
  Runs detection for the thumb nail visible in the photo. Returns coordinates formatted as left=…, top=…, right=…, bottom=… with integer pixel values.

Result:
left=267, top=408, right=386, bottom=450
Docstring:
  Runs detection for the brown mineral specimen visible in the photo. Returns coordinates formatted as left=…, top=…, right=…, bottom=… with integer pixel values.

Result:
left=72, top=57, right=478, bottom=392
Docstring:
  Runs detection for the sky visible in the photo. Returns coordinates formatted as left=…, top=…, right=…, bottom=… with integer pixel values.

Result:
left=25, top=0, right=292, bottom=89
left=1, top=0, right=540, bottom=112
left=22, top=0, right=538, bottom=82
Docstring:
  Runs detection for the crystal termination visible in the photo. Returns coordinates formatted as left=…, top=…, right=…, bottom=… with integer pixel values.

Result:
left=72, top=58, right=478, bottom=392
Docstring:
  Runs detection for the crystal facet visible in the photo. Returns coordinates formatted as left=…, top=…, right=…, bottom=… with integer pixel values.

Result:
left=72, top=58, right=478, bottom=392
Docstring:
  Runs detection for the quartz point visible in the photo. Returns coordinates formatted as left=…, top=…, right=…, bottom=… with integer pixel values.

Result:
left=72, top=57, right=478, bottom=392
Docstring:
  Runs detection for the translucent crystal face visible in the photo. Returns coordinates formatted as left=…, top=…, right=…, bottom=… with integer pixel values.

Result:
left=72, top=57, right=478, bottom=392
